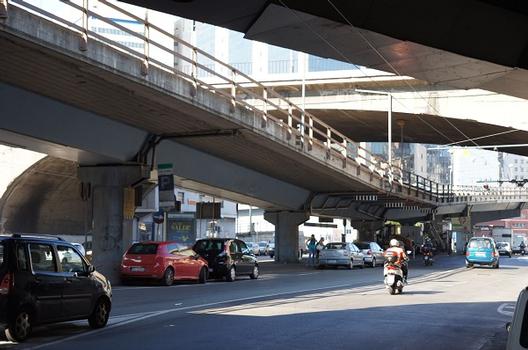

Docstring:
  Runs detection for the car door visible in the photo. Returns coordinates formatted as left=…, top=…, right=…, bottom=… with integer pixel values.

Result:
left=371, top=243, right=384, bottom=265
left=28, top=243, right=65, bottom=323
left=236, top=240, right=254, bottom=274
left=350, top=244, right=362, bottom=265
left=57, top=245, right=94, bottom=318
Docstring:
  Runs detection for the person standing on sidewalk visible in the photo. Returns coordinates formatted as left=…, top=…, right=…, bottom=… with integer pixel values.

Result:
left=316, top=237, right=325, bottom=263
left=306, top=235, right=317, bottom=265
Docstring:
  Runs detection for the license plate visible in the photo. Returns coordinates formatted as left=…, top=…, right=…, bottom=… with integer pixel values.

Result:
left=328, top=260, right=336, bottom=264
left=476, top=252, right=486, bottom=257
left=386, top=275, right=395, bottom=284
left=130, top=267, right=145, bottom=272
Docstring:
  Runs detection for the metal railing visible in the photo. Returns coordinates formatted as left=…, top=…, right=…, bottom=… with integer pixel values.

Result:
left=5, top=0, right=528, bottom=205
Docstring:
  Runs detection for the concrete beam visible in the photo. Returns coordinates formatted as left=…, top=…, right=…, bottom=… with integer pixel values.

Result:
left=0, top=83, right=147, bottom=163
left=471, top=208, right=522, bottom=225
left=156, top=140, right=311, bottom=210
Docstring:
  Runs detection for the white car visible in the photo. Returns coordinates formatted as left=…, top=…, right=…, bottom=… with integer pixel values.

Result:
left=318, top=242, right=365, bottom=269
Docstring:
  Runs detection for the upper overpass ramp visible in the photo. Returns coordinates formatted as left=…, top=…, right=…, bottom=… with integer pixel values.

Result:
left=0, top=0, right=459, bottom=214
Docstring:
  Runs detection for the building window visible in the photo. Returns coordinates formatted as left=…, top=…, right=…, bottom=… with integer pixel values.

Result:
left=177, top=192, right=185, bottom=204
left=515, top=167, right=519, bottom=172
left=515, top=159, right=518, bottom=164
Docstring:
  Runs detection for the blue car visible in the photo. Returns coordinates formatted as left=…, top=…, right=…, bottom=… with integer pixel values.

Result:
left=465, top=237, right=499, bottom=269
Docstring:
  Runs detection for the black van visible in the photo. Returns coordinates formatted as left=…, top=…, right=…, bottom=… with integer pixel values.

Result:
left=0, top=234, right=112, bottom=341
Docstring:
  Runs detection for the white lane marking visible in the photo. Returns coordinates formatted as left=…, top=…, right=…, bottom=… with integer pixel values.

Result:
left=497, top=303, right=516, bottom=317
left=30, top=266, right=468, bottom=349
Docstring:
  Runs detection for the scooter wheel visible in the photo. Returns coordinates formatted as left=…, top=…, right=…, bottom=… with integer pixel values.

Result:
left=388, top=287, right=396, bottom=295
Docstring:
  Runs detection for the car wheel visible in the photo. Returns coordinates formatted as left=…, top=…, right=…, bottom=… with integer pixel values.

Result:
left=348, top=260, right=354, bottom=270
left=250, top=265, right=259, bottom=279
left=88, top=298, right=110, bottom=329
left=465, top=261, right=473, bottom=268
left=162, top=267, right=174, bottom=286
left=495, top=262, right=500, bottom=269
left=226, top=266, right=236, bottom=282
left=198, top=267, right=208, bottom=284
left=5, top=308, right=32, bottom=342
left=371, top=258, right=376, bottom=268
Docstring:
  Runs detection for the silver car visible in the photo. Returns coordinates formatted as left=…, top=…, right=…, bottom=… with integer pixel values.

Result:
left=318, top=242, right=365, bottom=269
left=354, top=241, right=385, bottom=267
left=246, top=242, right=260, bottom=255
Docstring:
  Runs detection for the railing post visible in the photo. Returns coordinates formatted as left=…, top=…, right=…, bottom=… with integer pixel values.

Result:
left=341, top=138, right=347, bottom=168
left=230, top=69, right=237, bottom=113
left=326, top=128, right=332, bottom=159
left=0, top=0, right=8, bottom=19
left=190, top=48, right=198, bottom=96
left=308, top=116, right=313, bottom=150
left=141, top=9, right=149, bottom=76
left=287, top=104, right=293, bottom=140
left=261, top=88, right=268, bottom=128
left=300, top=112, right=305, bottom=149
left=79, top=0, right=88, bottom=51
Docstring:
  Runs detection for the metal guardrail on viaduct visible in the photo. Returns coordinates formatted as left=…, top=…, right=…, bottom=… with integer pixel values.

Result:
left=1, top=0, right=528, bottom=209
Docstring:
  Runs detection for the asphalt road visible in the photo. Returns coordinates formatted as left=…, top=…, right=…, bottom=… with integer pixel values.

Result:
left=2, top=254, right=527, bottom=350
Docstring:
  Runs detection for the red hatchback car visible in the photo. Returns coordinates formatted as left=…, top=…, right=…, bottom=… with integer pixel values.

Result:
left=120, top=242, right=208, bottom=286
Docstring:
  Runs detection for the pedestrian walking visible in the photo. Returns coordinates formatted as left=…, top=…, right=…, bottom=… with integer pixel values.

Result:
left=306, top=234, right=317, bottom=265
left=316, top=237, right=325, bottom=262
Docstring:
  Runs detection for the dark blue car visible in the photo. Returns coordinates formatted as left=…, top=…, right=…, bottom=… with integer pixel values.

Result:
left=465, top=237, right=499, bottom=269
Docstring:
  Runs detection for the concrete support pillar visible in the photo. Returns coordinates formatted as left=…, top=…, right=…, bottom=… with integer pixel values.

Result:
left=264, top=211, right=309, bottom=263
left=79, top=165, right=148, bottom=284
left=352, top=221, right=384, bottom=242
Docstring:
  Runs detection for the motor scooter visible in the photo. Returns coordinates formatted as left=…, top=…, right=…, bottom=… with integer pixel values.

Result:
left=384, top=254, right=404, bottom=295
left=423, top=251, right=434, bottom=266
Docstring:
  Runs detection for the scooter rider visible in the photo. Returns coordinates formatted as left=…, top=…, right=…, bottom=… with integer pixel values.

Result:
left=385, top=239, right=409, bottom=283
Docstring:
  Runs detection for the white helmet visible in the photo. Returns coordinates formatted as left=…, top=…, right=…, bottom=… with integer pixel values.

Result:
left=390, top=239, right=400, bottom=247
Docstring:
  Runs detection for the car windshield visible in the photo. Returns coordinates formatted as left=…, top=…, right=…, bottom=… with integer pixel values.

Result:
left=193, top=240, right=225, bottom=254
left=258, top=243, right=267, bottom=248
left=355, top=242, right=370, bottom=249
left=468, top=239, right=492, bottom=249
left=128, top=243, right=158, bottom=255
left=325, top=243, right=346, bottom=250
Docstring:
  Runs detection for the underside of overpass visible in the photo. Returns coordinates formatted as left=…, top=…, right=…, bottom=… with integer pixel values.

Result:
left=122, top=0, right=528, bottom=100
left=0, top=157, right=85, bottom=235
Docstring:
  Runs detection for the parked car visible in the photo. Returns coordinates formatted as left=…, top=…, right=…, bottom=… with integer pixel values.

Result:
left=318, top=242, right=365, bottom=269
left=496, top=242, right=513, bottom=257
left=257, top=241, right=268, bottom=256
left=193, top=238, right=259, bottom=282
left=120, top=241, right=208, bottom=286
left=465, top=237, right=500, bottom=268
left=0, top=234, right=112, bottom=342
left=267, top=242, right=275, bottom=258
left=246, top=242, right=260, bottom=256
left=354, top=241, right=385, bottom=267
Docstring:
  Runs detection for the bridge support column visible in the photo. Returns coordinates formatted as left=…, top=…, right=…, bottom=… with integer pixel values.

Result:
left=264, top=211, right=309, bottom=263
left=79, top=165, right=147, bottom=284
left=352, top=221, right=385, bottom=242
